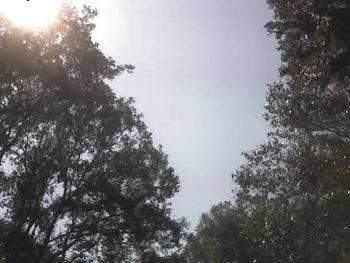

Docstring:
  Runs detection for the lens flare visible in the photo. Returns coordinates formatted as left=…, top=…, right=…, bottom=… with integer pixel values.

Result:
left=0, top=0, right=63, bottom=29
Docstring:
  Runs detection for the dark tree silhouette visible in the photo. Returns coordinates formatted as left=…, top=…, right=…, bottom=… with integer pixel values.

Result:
left=0, top=5, right=185, bottom=263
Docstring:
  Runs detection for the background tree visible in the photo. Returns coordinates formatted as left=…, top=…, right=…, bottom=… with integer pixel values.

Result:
left=184, top=201, right=277, bottom=263
left=0, top=5, right=185, bottom=263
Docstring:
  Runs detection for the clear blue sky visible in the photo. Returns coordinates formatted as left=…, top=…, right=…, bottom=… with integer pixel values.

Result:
left=76, top=0, right=280, bottom=229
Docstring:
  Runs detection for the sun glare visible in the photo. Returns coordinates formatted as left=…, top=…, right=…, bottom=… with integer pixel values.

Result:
left=0, top=0, right=63, bottom=29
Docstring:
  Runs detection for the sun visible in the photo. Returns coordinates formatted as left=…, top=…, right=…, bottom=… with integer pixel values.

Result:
left=0, top=0, right=64, bottom=29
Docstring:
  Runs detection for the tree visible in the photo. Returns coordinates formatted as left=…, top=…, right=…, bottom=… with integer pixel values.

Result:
left=184, top=202, right=277, bottom=263
left=0, top=5, right=185, bottom=262
left=233, top=0, right=350, bottom=262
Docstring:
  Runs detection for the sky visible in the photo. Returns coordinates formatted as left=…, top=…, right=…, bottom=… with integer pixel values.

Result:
left=0, top=0, right=280, bottom=229
left=73, top=0, right=281, bottom=229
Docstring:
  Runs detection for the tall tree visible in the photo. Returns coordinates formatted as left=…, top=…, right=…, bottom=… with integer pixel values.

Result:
left=0, top=5, right=184, bottom=263
left=234, top=0, right=350, bottom=262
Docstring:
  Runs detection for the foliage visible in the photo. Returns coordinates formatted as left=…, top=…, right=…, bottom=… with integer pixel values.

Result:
left=184, top=202, right=277, bottom=263
left=0, top=5, right=185, bottom=263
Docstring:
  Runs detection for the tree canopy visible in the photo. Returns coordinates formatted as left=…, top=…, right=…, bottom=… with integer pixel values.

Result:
left=0, top=5, right=184, bottom=263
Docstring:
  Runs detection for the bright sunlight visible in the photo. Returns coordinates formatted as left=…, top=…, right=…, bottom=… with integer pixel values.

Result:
left=0, top=0, right=63, bottom=29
